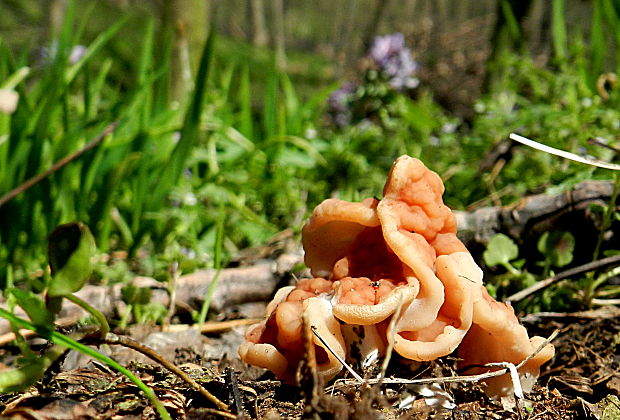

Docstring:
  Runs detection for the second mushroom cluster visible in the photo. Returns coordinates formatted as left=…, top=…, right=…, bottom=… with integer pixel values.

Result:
left=239, top=155, right=554, bottom=398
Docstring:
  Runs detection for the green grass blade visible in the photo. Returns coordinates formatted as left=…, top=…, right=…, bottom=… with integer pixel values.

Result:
left=263, top=67, right=278, bottom=140
left=237, top=66, right=254, bottom=140
left=0, top=308, right=171, bottom=420
left=280, top=73, right=301, bottom=135
left=499, top=0, right=522, bottom=46
left=197, top=203, right=225, bottom=327
left=551, top=0, right=567, bottom=62
left=66, top=17, right=127, bottom=84
left=0, top=66, right=30, bottom=90
left=150, top=29, right=215, bottom=208
left=138, top=18, right=155, bottom=128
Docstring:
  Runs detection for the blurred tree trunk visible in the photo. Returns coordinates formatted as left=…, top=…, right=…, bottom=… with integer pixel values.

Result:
left=483, top=0, right=533, bottom=91
left=361, top=0, right=392, bottom=53
left=522, top=0, right=549, bottom=56
left=49, top=0, right=67, bottom=39
left=110, top=0, right=129, bottom=8
left=328, top=1, right=344, bottom=58
left=270, top=0, right=287, bottom=70
left=334, top=0, right=358, bottom=75
left=430, top=0, right=446, bottom=58
left=249, top=0, right=269, bottom=47
left=160, top=0, right=210, bottom=101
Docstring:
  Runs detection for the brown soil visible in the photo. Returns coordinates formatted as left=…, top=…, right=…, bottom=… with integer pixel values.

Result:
left=0, top=307, right=618, bottom=419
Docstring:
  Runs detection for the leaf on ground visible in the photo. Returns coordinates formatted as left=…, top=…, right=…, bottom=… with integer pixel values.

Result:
left=537, top=230, right=575, bottom=268
left=3, top=397, right=99, bottom=419
left=483, top=233, right=519, bottom=268
left=599, top=395, right=620, bottom=420
left=47, top=222, right=96, bottom=297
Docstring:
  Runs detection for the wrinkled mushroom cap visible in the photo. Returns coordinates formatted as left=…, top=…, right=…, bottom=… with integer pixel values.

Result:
left=239, top=278, right=346, bottom=383
left=240, top=154, right=554, bottom=399
left=333, top=279, right=419, bottom=325
left=458, top=286, right=555, bottom=398
left=304, top=201, right=421, bottom=327
left=392, top=252, right=480, bottom=361
left=302, top=198, right=379, bottom=278
left=377, top=156, right=468, bottom=345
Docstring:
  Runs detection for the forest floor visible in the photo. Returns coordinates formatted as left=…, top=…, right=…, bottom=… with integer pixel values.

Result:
left=0, top=276, right=618, bottom=419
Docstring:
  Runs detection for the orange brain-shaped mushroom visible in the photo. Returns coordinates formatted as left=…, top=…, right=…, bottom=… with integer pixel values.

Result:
left=457, top=285, right=555, bottom=398
left=239, top=155, right=554, bottom=398
left=303, top=198, right=419, bottom=325
left=239, top=278, right=346, bottom=382
left=377, top=156, right=472, bottom=360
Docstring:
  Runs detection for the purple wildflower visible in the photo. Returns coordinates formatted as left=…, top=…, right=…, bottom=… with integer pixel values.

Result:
left=368, top=33, right=419, bottom=91
left=327, top=82, right=357, bottom=127
left=368, top=33, right=406, bottom=66
left=32, top=42, right=88, bottom=67
left=69, top=45, right=88, bottom=65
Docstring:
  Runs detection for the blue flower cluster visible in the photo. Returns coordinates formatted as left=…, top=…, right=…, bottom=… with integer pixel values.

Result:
left=327, top=82, right=357, bottom=127
left=368, top=33, right=419, bottom=91
left=327, top=33, right=419, bottom=127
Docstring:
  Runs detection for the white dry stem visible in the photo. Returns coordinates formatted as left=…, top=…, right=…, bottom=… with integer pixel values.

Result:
left=378, top=295, right=403, bottom=380
left=310, top=325, right=365, bottom=384
left=509, top=133, right=620, bottom=171
left=485, top=361, right=525, bottom=419
left=328, top=329, right=560, bottom=391
left=591, top=298, right=620, bottom=305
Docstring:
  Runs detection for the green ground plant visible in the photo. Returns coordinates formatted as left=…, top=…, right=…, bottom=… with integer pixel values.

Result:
left=483, top=232, right=578, bottom=311
left=0, top=221, right=172, bottom=419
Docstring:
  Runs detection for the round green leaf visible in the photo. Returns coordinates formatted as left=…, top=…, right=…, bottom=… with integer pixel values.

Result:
left=537, top=231, right=574, bottom=268
left=47, top=222, right=96, bottom=297
left=483, top=233, right=519, bottom=267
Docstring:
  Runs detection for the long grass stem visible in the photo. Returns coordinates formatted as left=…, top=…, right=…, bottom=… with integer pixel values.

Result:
left=0, top=308, right=171, bottom=420
left=63, top=292, right=110, bottom=338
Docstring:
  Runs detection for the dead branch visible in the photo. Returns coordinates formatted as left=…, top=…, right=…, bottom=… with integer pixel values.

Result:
left=455, top=180, right=616, bottom=247
left=506, top=254, right=620, bottom=302
left=99, top=332, right=231, bottom=414
left=0, top=255, right=301, bottom=336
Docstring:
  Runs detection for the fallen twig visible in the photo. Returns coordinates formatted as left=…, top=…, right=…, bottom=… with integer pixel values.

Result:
left=164, top=318, right=262, bottom=334
left=588, top=136, right=620, bottom=154
left=591, top=298, right=620, bottom=305
left=100, top=332, right=232, bottom=416
left=226, top=367, right=245, bottom=416
left=455, top=179, right=617, bottom=248
left=520, top=305, right=620, bottom=323
left=0, top=318, right=261, bottom=348
left=0, top=316, right=78, bottom=346
left=506, top=254, right=620, bottom=303
left=0, top=259, right=290, bottom=336
left=328, top=329, right=560, bottom=391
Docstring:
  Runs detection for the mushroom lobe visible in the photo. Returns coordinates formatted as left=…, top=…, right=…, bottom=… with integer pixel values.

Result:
left=239, top=155, right=554, bottom=397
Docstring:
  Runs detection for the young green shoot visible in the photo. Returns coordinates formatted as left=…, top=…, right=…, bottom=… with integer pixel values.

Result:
left=197, top=203, right=226, bottom=327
